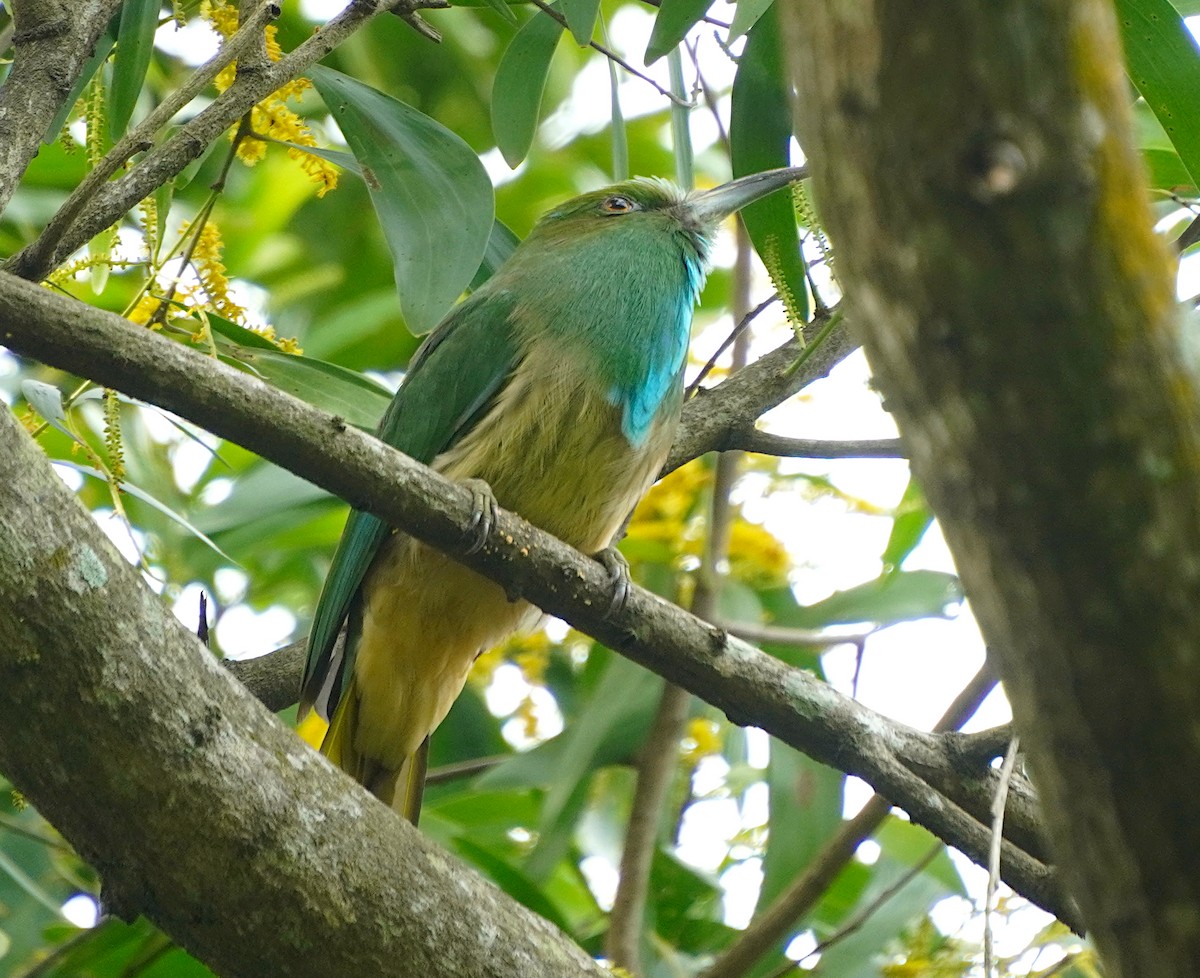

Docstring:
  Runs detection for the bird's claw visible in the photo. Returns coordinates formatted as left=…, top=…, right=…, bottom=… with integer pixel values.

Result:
left=461, top=478, right=498, bottom=555
left=594, top=546, right=631, bottom=617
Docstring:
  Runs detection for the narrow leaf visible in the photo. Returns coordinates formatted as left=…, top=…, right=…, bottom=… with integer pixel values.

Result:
left=470, top=219, right=521, bottom=289
left=1116, top=0, right=1200, bottom=186
left=491, top=7, right=564, bottom=168
left=771, top=570, right=963, bottom=630
left=645, top=0, right=714, bottom=65
left=730, top=7, right=810, bottom=322
left=606, top=25, right=629, bottom=180
left=311, top=67, right=494, bottom=335
left=57, top=461, right=237, bottom=563
left=110, top=0, right=162, bottom=139
left=881, top=477, right=933, bottom=572
left=728, top=0, right=774, bottom=41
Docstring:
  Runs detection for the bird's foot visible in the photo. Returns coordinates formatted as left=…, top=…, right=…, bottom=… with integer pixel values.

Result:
left=460, top=478, right=498, bottom=555
left=594, top=546, right=632, bottom=617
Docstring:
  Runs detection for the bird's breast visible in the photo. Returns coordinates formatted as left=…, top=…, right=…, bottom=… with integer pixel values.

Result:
left=433, top=343, right=680, bottom=553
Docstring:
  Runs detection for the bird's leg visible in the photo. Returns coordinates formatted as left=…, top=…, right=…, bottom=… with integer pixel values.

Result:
left=593, top=546, right=632, bottom=617
left=460, top=477, right=499, bottom=555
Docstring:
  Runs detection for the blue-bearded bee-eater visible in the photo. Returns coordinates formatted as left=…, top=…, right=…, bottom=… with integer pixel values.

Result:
left=299, top=167, right=804, bottom=821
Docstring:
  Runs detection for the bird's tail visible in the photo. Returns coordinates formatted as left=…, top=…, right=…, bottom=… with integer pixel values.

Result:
left=321, top=687, right=428, bottom=823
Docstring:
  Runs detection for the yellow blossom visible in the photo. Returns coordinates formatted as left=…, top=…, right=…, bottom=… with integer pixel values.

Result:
left=727, top=520, right=790, bottom=587
left=201, top=0, right=339, bottom=196
left=680, top=716, right=723, bottom=768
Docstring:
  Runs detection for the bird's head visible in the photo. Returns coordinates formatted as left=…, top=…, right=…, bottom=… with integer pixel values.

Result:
left=525, top=167, right=806, bottom=266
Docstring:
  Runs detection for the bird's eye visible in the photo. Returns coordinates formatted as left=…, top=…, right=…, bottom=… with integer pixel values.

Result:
left=600, top=195, right=637, bottom=215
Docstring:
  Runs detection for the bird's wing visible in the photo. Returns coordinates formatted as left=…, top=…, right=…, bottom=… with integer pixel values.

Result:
left=300, top=289, right=522, bottom=719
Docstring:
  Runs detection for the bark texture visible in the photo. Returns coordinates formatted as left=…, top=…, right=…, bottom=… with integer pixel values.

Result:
left=0, top=0, right=123, bottom=213
left=0, top=404, right=611, bottom=978
left=782, top=1, right=1200, bottom=973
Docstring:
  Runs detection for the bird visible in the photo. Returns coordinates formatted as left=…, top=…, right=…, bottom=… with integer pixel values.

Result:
left=299, top=167, right=804, bottom=821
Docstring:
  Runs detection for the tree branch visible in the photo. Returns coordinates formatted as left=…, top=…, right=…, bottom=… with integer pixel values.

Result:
left=0, top=403, right=613, bottom=978
left=0, top=0, right=124, bottom=216
left=0, top=270, right=1069, bottom=922
left=666, top=313, right=860, bottom=474
left=722, top=431, right=906, bottom=459
left=4, top=0, right=438, bottom=280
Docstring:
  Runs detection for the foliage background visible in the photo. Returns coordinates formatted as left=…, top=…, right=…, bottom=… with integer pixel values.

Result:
left=1, top=0, right=1198, bottom=974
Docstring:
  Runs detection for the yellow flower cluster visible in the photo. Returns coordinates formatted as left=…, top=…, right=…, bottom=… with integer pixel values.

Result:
left=201, top=0, right=338, bottom=197
left=626, top=458, right=791, bottom=589
left=680, top=716, right=723, bottom=769
left=187, top=218, right=250, bottom=324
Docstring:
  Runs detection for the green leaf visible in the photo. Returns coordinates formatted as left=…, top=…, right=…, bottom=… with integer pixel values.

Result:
left=728, top=0, right=774, bottom=41
left=1144, top=146, right=1198, bottom=192
left=491, top=7, right=564, bottom=167
left=311, top=66, right=494, bottom=335
left=730, top=8, right=809, bottom=322
left=1116, top=0, right=1200, bottom=187
left=645, top=0, right=714, bottom=65
left=881, top=477, right=933, bottom=572
left=475, top=0, right=519, bottom=25
left=109, top=0, right=162, bottom=139
left=57, top=461, right=237, bottom=563
left=452, top=838, right=574, bottom=931
left=220, top=345, right=391, bottom=431
left=757, top=746, right=844, bottom=912
left=470, top=219, right=521, bottom=289
left=606, top=23, right=629, bottom=180
left=773, top=570, right=963, bottom=629
left=561, top=0, right=600, bottom=45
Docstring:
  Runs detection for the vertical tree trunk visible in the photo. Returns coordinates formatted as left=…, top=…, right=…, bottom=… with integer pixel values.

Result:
left=782, top=2, right=1200, bottom=974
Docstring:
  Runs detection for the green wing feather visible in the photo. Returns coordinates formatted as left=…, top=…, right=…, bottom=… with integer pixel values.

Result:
left=300, top=289, right=521, bottom=719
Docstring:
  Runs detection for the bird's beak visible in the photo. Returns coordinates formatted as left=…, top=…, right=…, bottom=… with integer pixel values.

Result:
left=683, top=166, right=808, bottom=226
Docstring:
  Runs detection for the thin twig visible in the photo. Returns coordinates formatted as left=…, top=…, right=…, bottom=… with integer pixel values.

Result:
left=984, top=736, right=1021, bottom=978
left=526, top=0, right=692, bottom=108
left=767, top=844, right=943, bottom=977
left=716, top=620, right=873, bottom=648
left=424, top=754, right=507, bottom=785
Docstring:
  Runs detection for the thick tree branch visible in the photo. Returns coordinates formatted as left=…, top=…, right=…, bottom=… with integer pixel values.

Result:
left=0, top=271, right=1068, bottom=922
left=0, top=404, right=611, bottom=978
left=0, top=0, right=124, bottom=216
left=784, top=0, right=1200, bottom=972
